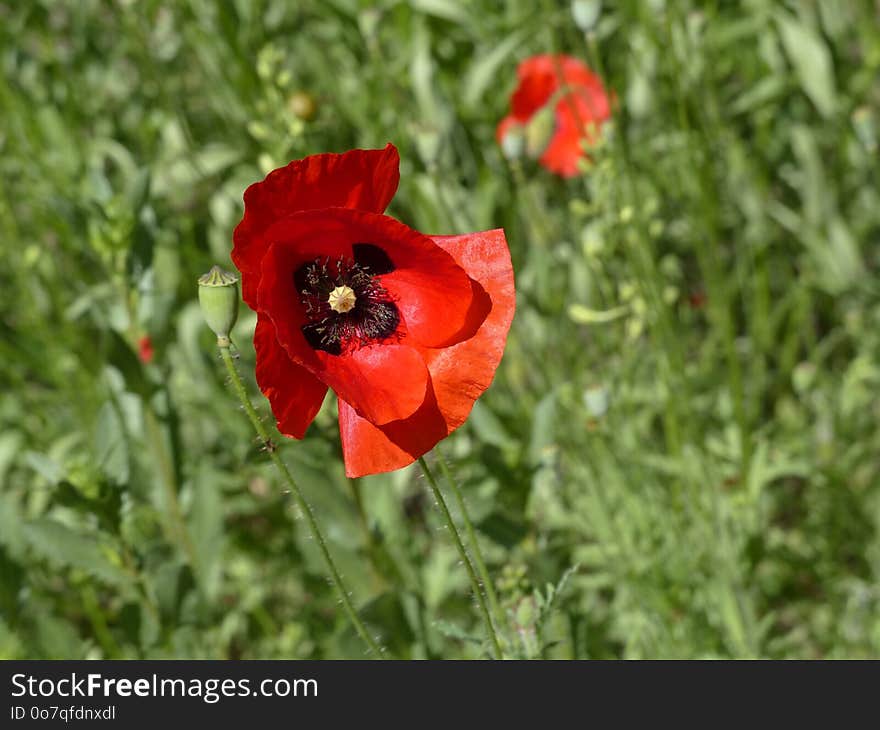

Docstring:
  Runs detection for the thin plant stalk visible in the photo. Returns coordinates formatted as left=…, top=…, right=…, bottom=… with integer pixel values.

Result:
left=144, top=403, right=197, bottom=570
left=435, top=450, right=504, bottom=627
left=217, top=340, right=385, bottom=659
left=418, top=456, right=503, bottom=659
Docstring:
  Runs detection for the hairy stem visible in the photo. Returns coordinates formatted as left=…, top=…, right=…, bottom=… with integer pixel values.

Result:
left=435, top=450, right=504, bottom=626
left=218, top=340, right=385, bottom=659
left=418, top=456, right=503, bottom=659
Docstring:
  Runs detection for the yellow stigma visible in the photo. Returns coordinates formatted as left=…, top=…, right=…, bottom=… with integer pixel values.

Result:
left=328, top=285, right=356, bottom=313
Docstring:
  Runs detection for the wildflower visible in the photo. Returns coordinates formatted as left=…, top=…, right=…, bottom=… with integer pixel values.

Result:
left=497, top=54, right=611, bottom=177
left=232, top=144, right=515, bottom=477
left=138, top=335, right=154, bottom=364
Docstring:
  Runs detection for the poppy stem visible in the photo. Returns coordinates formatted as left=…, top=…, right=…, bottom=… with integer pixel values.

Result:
left=435, top=451, right=504, bottom=628
left=217, top=341, right=386, bottom=659
left=418, top=456, right=504, bottom=659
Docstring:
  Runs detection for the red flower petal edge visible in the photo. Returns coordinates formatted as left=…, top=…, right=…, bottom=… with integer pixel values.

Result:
left=254, top=315, right=328, bottom=439
left=234, top=146, right=516, bottom=477
left=233, top=144, right=400, bottom=306
left=338, top=229, right=515, bottom=477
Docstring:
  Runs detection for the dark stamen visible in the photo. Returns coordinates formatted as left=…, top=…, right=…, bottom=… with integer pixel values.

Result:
left=301, top=322, right=343, bottom=355
left=293, top=250, right=401, bottom=355
left=353, top=243, right=395, bottom=275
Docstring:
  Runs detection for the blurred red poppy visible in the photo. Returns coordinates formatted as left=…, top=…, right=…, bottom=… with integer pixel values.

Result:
left=688, top=290, right=707, bottom=310
left=497, top=54, right=611, bottom=177
left=232, top=144, right=515, bottom=477
left=138, top=335, right=154, bottom=364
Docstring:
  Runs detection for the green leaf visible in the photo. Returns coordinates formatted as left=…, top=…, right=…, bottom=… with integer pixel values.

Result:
left=776, top=12, right=837, bottom=117
left=478, top=511, right=528, bottom=548
left=24, top=452, right=64, bottom=486
left=358, top=592, right=415, bottom=656
left=410, top=20, right=441, bottom=122
left=730, top=75, right=786, bottom=115
left=0, top=492, right=26, bottom=558
left=790, top=124, right=827, bottom=226
left=95, top=400, right=130, bottom=485
left=468, top=401, right=512, bottom=449
left=410, top=0, right=472, bottom=25
left=126, top=167, right=152, bottom=215
left=32, top=606, right=84, bottom=659
left=188, top=465, right=225, bottom=598
left=528, top=391, right=557, bottom=465
left=462, top=30, right=526, bottom=108
left=568, top=303, right=628, bottom=324
left=0, top=616, right=24, bottom=659
left=0, top=432, right=23, bottom=485
left=23, top=519, right=133, bottom=587
left=434, top=619, right=483, bottom=645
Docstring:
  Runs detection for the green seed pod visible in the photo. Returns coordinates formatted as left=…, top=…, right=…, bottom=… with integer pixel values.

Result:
left=198, top=265, right=240, bottom=344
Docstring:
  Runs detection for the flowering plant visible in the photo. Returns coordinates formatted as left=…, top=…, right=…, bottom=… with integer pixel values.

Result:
left=232, top=144, right=515, bottom=477
left=497, top=54, right=611, bottom=177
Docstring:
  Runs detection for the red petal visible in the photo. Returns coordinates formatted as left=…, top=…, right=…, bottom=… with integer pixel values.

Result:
left=422, top=229, right=515, bottom=427
left=254, top=315, right=328, bottom=438
left=137, top=335, right=154, bottom=364
left=510, top=63, right=558, bottom=120
left=256, top=208, right=463, bottom=425
left=539, top=118, right=583, bottom=178
left=556, top=55, right=607, bottom=96
left=262, top=238, right=430, bottom=424
left=256, top=206, right=475, bottom=360
left=337, top=229, right=515, bottom=477
left=508, top=54, right=609, bottom=140
left=540, top=92, right=610, bottom=178
left=232, top=144, right=400, bottom=306
left=329, top=344, right=429, bottom=425
left=253, top=213, right=350, bottom=372
left=338, top=385, right=447, bottom=477
left=563, top=83, right=611, bottom=126
left=379, top=226, right=477, bottom=347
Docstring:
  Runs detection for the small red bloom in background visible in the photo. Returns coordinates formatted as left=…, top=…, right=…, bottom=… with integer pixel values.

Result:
left=138, top=335, right=154, bottom=364
left=497, top=54, right=611, bottom=178
left=232, top=144, right=515, bottom=478
left=688, top=290, right=707, bottom=310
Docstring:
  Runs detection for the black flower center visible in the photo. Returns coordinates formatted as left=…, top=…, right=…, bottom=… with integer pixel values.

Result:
left=294, top=243, right=399, bottom=355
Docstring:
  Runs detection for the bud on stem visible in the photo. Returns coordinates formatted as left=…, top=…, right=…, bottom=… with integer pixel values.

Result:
left=572, top=0, right=602, bottom=32
left=500, top=122, right=525, bottom=161
left=198, top=265, right=240, bottom=344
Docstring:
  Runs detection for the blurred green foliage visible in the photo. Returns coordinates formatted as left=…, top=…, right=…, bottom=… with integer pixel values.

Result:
left=1, top=0, right=879, bottom=659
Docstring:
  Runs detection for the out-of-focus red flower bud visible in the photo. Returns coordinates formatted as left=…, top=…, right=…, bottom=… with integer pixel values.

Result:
left=138, top=335, right=154, bottom=364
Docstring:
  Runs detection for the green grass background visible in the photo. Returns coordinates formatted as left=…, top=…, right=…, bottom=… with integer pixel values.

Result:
left=1, top=0, right=879, bottom=659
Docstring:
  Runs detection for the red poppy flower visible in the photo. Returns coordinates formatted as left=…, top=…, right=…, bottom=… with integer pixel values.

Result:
left=497, top=54, right=611, bottom=177
left=232, top=144, right=515, bottom=478
left=138, top=335, right=154, bottom=364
